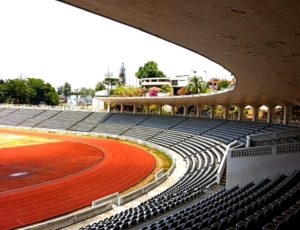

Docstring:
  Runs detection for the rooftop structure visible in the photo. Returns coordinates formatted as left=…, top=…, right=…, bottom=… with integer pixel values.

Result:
left=59, top=0, right=299, bottom=107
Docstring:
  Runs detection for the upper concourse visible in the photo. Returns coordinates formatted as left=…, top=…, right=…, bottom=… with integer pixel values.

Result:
left=58, top=0, right=300, bottom=107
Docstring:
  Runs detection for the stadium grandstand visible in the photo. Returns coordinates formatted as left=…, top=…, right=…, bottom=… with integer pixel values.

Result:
left=0, top=0, right=299, bottom=229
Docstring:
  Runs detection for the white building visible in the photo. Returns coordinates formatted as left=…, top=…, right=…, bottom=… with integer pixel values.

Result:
left=139, top=75, right=190, bottom=95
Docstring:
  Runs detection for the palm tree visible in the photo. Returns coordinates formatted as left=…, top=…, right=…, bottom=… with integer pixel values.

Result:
left=95, top=81, right=106, bottom=91
left=187, top=76, right=207, bottom=94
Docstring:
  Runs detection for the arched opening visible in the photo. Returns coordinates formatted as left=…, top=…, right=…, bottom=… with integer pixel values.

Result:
left=274, top=105, right=283, bottom=124
left=110, top=103, right=121, bottom=113
left=136, top=104, right=146, bottom=113
left=214, top=105, right=225, bottom=119
left=291, top=105, right=300, bottom=126
left=257, top=105, right=268, bottom=122
left=187, top=105, right=197, bottom=117
left=161, top=104, right=172, bottom=115
left=148, top=104, right=160, bottom=115
left=123, top=104, right=134, bottom=113
left=228, top=105, right=239, bottom=120
left=201, top=105, right=211, bottom=118
left=175, top=105, right=185, bottom=116
left=243, top=105, right=254, bottom=121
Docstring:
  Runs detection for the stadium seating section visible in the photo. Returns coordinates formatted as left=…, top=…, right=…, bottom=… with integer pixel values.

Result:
left=0, top=108, right=299, bottom=229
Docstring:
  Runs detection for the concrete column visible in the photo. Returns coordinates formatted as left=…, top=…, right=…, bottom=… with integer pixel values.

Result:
left=210, top=105, right=215, bottom=119
left=120, top=104, right=124, bottom=113
left=133, top=105, right=137, bottom=114
left=107, top=102, right=111, bottom=113
left=183, top=105, right=188, bottom=117
left=196, top=105, right=201, bottom=118
left=267, top=106, right=274, bottom=123
left=237, top=106, right=243, bottom=121
left=224, top=106, right=229, bottom=120
left=145, top=105, right=149, bottom=114
left=171, top=105, right=175, bottom=116
left=283, top=105, right=291, bottom=125
left=252, top=106, right=257, bottom=122
left=158, top=105, right=162, bottom=115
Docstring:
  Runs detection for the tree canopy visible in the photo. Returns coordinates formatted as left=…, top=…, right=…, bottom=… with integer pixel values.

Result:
left=75, top=87, right=95, bottom=97
left=62, top=82, right=72, bottom=97
left=217, top=79, right=230, bottom=90
left=135, top=61, right=166, bottom=79
left=187, top=76, right=207, bottom=94
left=95, top=81, right=106, bottom=91
left=0, top=78, right=59, bottom=105
left=119, top=63, right=126, bottom=86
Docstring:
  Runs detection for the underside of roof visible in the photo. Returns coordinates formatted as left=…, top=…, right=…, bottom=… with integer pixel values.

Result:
left=58, top=0, right=300, bottom=106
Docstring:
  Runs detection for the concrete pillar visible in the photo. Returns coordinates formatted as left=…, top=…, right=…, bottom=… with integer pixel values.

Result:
left=224, top=106, right=229, bottom=120
left=133, top=105, right=137, bottom=114
left=171, top=105, right=175, bottom=116
left=252, top=106, right=257, bottom=122
left=210, top=105, right=215, bottom=119
left=196, top=105, right=201, bottom=118
left=238, top=106, right=243, bottom=121
left=267, top=106, right=274, bottom=123
left=283, top=105, right=291, bottom=125
left=120, top=104, right=124, bottom=113
left=107, top=102, right=111, bottom=113
left=145, top=105, right=149, bottom=114
left=183, top=105, right=188, bottom=117
left=158, top=105, right=162, bottom=115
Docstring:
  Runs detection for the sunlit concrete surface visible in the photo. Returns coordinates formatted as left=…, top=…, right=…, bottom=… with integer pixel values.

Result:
left=58, top=0, right=300, bottom=106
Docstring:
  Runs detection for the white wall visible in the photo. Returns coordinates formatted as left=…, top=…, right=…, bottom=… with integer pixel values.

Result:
left=227, top=144, right=300, bottom=188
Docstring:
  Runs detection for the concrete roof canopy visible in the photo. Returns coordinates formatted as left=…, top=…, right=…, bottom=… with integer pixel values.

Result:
left=58, top=0, right=300, bottom=107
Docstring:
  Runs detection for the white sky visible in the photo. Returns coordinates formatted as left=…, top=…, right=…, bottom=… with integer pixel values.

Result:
left=0, top=0, right=233, bottom=90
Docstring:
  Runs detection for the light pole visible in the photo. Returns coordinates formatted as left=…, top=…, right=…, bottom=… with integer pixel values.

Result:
left=104, top=67, right=114, bottom=91
left=203, top=70, right=207, bottom=82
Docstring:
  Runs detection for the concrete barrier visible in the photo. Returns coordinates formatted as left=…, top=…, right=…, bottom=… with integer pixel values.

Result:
left=118, top=172, right=169, bottom=205
left=227, top=142, right=300, bottom=188
left=92, top=192, right=119, bottom=207
left=23, top=202, right=112, bottom=230
left=216, top=141, right=237, bottom=184
left=248, top=129, right=300, bottom=147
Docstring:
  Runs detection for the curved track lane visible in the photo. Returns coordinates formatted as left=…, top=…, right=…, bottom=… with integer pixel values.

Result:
left=0, top=129, right=156, bottom=229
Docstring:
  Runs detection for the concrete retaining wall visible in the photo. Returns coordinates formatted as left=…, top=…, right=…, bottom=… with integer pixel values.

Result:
left=227, top=142, right=300, bottom=188
left=92, top=192, right=119, bottom=207
left=23, top=202, right=112, bottom=230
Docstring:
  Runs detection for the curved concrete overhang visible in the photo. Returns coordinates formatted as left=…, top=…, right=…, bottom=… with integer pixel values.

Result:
left=58, top=0, right=300, bottom=106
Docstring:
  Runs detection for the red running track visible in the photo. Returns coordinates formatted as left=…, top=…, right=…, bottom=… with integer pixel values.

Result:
left=0, top=129, right=156, bottom=230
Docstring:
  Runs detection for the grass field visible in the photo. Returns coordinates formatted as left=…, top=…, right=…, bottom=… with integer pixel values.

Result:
left=0, top=133, right=59, bottom=148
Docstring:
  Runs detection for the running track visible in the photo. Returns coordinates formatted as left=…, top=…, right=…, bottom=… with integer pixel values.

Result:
left=0, top=129, right=156, bottom=229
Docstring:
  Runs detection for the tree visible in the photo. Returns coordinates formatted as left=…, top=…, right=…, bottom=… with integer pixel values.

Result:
left=187, top=76, right=207, bottom=94
left=27, top=78, right=59, bottom=105
left=0, top=79, right=6, bottom=103
left=217, top=79, right=230, bottom=90
left=57, top=85, right=63, bottom=95
left=62, top=82, right=72, bottom=97
left=135, top=61, right=166, bottom=79
left=95, top=81, right=106, bottom=91
left=119, top=62, right=126, bottom=86
left=78, top=87, right=95, bottom=97
left=104, top=77, right=119, bottom=90
left=0, top=78, right=59, bottom=105
left=4, top=78, right=32, bottom=104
